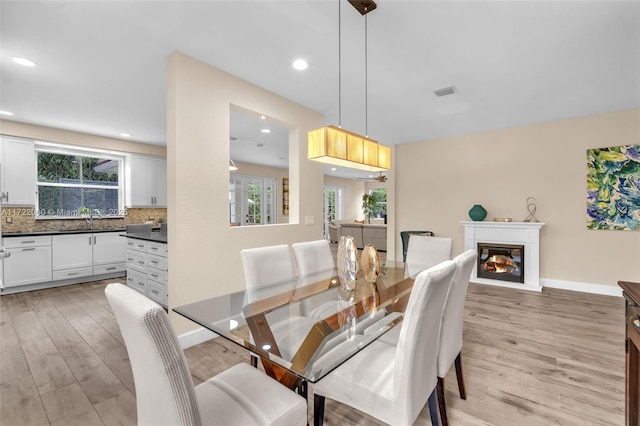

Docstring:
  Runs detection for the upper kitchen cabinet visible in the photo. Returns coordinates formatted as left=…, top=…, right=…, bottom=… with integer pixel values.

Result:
left=0, top=137, right=36, bottom=206
left=125, top=155, right=167, bottom=207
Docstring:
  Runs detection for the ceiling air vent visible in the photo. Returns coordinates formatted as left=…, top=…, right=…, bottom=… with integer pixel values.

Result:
left=434, top=86, right=456, bottom=97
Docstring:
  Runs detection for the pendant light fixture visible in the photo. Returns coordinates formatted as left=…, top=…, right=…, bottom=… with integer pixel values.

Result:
left=308, top=0, right=390, bottom=173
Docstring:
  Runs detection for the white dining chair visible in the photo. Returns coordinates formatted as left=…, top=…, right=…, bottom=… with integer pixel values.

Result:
left=241, top=245, right=318, bottom=363
left=291, top=239, right=340, bottom=319
left=312, top=260, right=456, bottom=426
left=404, top=236, right=453, bottom=278
left=104, top=283, right=307, bottom=426
left=436, top=249, right=477, bottom=426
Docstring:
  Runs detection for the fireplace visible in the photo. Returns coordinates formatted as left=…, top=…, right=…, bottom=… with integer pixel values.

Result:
left=477, top=243, right=525, bottom=284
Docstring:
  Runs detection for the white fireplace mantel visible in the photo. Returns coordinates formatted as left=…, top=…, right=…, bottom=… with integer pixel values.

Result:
left=460, top=221, right=545, bottom=292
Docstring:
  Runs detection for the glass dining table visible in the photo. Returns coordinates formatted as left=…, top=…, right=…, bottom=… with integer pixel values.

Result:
left=173, top=265, right=415, bottom=396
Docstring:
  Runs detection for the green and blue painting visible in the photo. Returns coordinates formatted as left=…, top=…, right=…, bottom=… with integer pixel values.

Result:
left=587, top=144, right=640, bottom=230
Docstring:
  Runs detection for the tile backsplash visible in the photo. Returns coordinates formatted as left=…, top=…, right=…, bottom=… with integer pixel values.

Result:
left=1, top=207, right=167, bottom=234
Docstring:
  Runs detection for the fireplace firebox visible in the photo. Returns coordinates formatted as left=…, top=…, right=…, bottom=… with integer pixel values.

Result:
left=477, top=243, right=525, bottom=284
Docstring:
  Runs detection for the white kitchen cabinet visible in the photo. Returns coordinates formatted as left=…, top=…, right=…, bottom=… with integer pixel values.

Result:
left=52, top=234, right=93, bottom=271
left=1, top=137, right=36, bottom=206
left=125, top=155, right=167, bottom=207
left=53, top=232, right=126, bottom=279
left=3, top=236, right=52, bottom=287
left=126, top=237, right=168, bottom=306
left=93, top=232, right=127, bottom=266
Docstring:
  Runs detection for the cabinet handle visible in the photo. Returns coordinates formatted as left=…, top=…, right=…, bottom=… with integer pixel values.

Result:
left=22, top=247, right=36, bottom=251
left=5, top=192, right=8, bottom=202
left=137, top=244, right=144, bottom=248
left=127, top=257, right=133, bottom=261
left=106, top=267, right=116, bottom=271
left=151, top=247, right=158, bottom=251
left=127, top=277, right=134, bottom=282
left=151, top=260, right=158, bottom=264
left=137, top=281, right=144, bottom=287
left=151, top=289, right=159, bottom=294
left=93, top=236, right=97, bottom=244
left=67, top=272, right=79, bottom=276
left=89, top=236, right=92, bottom=245
left=21, top=240, right=36, bottom=244
left=151, top=273, right=158, bottom=278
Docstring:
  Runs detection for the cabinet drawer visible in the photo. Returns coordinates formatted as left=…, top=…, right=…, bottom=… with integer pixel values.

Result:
left=147, top=267, right=165, bottom=284
left=127, top=250, right=146, bottom=273
left=126, top=270, right=147, bottom=294
left=126, top=238, right=147, bottom=253
left=4, top=245, right=52, bottom=287
left=147, top=281, right=166, bottom=306
left=94, top=262, right=126, bottom=275
left=146, top=241, right=166, bottom=255
left=4, top=235, right=51, bottom=248
left=52, top=267, right=93, bottom=281
left=146, top=253, right=165, bottom=270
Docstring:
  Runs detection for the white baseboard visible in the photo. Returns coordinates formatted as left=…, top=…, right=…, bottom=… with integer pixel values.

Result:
left=178, top=327, right=217, bottom=349
left=540, top=278, right=622, bottom=297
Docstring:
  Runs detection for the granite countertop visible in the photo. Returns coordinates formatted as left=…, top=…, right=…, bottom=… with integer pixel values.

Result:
left=3, top=228, right=127, bottom=237
left=123, top=231, right=168, bottom=243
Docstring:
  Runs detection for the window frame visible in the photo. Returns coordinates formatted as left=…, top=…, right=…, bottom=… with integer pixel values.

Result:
left=35, top=144, right=125, bottom=219
left=229, top=173, right=277, bottom=226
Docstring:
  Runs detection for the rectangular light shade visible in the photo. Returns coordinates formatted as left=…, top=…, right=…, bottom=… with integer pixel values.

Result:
left=308, top=125, right=390, bottom=172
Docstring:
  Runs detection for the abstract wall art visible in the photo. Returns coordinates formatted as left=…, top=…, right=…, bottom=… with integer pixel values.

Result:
left=587, top=144, right=640, bottom=230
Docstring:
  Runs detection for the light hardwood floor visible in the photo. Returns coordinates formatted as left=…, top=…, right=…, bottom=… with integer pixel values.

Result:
left=0, top=277, right=624, bottom=425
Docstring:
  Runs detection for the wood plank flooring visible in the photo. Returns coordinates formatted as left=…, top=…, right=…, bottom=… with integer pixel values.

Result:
left=0, top=277, right=625, bottom=425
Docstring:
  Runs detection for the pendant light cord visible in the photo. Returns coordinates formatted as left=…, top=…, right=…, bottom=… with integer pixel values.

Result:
left=365, top=12, right=368, bottom=137
left=338, top=0, right=342, bottom=128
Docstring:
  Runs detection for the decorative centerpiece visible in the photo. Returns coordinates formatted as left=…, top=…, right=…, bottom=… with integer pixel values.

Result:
left=524, top=197, right=539, bottom=222
left=360, top=244, right=380, bottom=284
left=337, top=235, right=359, bottom=291
left=468, top=204, right=487, bottom=221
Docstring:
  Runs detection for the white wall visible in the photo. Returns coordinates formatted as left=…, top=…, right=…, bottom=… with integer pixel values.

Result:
left=394, top=108, right=640, bottom=288
left=167, top=52, right=325, bottom=334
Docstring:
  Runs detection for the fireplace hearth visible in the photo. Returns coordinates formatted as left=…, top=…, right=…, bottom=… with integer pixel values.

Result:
left=477, top=243, right=524, bottom=284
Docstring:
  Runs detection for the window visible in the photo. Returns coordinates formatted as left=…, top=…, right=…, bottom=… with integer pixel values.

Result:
left=324, top=185, right=345, bottom=239
left=368, top=187, right=387, bottom=217
left=229, top=174, right=276, bottom=226
left=36, top=148, right=124, bottom=217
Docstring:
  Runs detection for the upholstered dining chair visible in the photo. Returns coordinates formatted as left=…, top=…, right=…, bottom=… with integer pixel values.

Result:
left=404, top=235, right=453, bottom=278
left=291, top=239, right=339, bottom=319
left=400, top=230, right=435, bottom=262
left=104, top=283, right=308, bottom=426
left=240, top=245, right=317, bottom=364
left=436, top=249, right=477, bottom=426
left=312, top=260, right=456, bottom=426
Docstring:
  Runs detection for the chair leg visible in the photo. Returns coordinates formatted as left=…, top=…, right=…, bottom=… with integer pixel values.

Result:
left=437, top=377, right=448, bottom=426
left=454, top=352, right=467, bottom=400
left=313, top=394, right=325, bottom=426
left=428, top=389, right=439, bottom=426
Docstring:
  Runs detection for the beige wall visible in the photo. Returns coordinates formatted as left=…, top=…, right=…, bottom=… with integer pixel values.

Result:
left=395, top=108, right=640, bottom=288
left=0, top=120, right=166, bottom=157
left=167, top=52, right=325, bottom=334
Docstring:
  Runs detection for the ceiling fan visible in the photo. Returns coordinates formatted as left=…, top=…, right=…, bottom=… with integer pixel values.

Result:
left=356, top=172, right=387, bottom=183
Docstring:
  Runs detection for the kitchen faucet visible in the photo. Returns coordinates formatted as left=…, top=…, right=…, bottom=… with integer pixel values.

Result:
left=85, top=209, right=102, bottom=229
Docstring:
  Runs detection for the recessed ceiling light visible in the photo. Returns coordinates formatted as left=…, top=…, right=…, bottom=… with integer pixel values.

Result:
left=260, top=115, right=266, bottom=120
left=292, top=59, right=308, bottom=70
left=120, top=133, right=131, bottom=137
left=331, top=167, right=337, bottom=171
left=261, top=129, right=271, bottom=133
left=0, top=111, right=15, bottom=116
left=12, top=57, right=37, bottom=67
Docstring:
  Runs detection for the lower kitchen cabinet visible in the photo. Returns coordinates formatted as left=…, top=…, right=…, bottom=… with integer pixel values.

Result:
left=126, top=237, right=168, bottom=307
left=3, top=236, right=52, bottom=287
